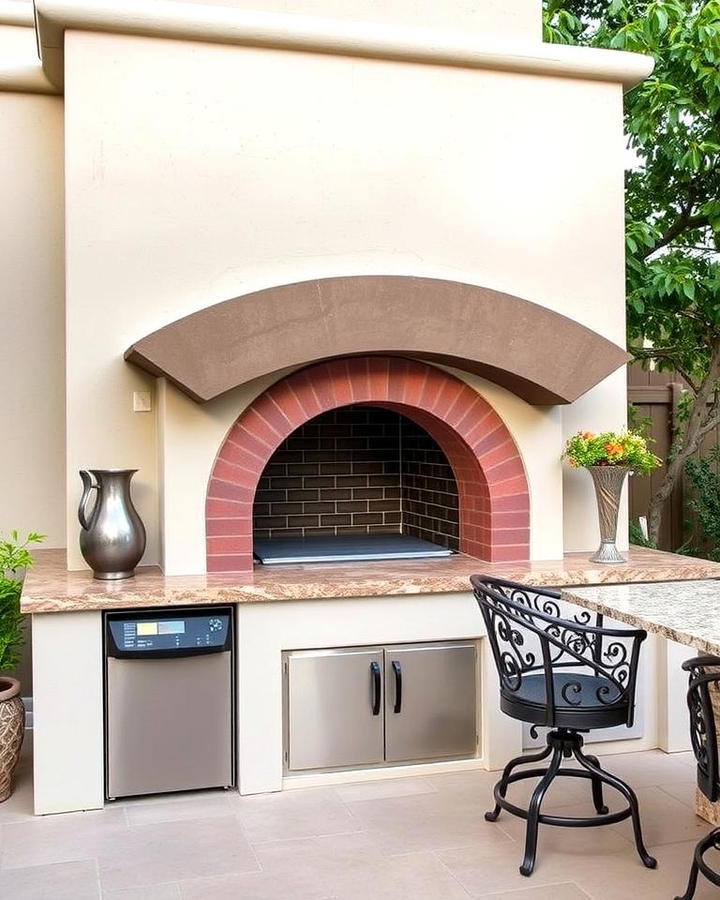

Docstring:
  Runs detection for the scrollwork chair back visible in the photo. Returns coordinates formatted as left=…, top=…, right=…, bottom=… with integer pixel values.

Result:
left=471, top=576, right=647, bottom=729
left=682, top=656, right=720, bottom=803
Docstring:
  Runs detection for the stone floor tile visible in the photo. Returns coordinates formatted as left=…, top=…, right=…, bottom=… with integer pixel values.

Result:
left=232, top=787, right=359, bottom=843
left=4, top=738, right=716, bottom=900
left=333, top=775, right=437, bottom=803
left=553, top=839, right=719, bottom=900
left=426, top=768, right=505, bottom=802
left=0, top=807, right=128, bottom=869
left=0, top=769, right=36, bottom=825
left=596, top=749, right=697, bottom=789
left=436, top=841, right=576, bottom=896
left=179, top=869, right=332, bottom=900
left=0, top=859, right=100, bottom=900
left=474, top=883, right=591, bottom=899
left=344, top=791, right=515, bottom=855
left=657, top=775, right=698, bottom=809
left=123, top=790, right=235, bottom=826
left=103, top=884, right=181, bottom=899
left=329, top=849, right=471, bottom=899
left=96, top=815, right=259, bottom=893
left=611, top=785, right=708, bottom=847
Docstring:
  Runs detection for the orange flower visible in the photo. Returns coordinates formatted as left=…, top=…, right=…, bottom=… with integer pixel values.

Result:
left=604, top=441, right=624, bottom=457
left=582, top=431, right=595, bottom=439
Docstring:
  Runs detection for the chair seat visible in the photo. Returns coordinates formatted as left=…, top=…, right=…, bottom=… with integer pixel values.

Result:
left=501, top=672, right=628, bottom=729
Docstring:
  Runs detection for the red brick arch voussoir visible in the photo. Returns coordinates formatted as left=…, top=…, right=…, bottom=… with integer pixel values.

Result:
left=205, top=357, right=530, bottom=572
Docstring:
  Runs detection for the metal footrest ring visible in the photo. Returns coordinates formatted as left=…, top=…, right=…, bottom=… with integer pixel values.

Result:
left=491, top=766, right=631, bottom=828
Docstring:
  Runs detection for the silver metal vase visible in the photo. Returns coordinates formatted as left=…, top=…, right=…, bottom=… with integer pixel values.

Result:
left=588, top=465, right=629, bottom=565
left=78, top=469, right=146, bottom=580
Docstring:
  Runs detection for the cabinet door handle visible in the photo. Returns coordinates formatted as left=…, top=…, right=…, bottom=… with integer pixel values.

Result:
left=391, top=660, right=402, bottom=714
left=370, top=661, right=381, bottom=716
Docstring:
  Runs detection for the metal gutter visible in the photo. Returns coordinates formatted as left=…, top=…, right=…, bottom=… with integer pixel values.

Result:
left=33, top=0, right=654, bottom=92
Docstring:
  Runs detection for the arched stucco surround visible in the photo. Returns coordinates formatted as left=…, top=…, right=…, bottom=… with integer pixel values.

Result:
left=206, top=356, right=530, bottom=572
left=125, top=276, right=630, bottom=406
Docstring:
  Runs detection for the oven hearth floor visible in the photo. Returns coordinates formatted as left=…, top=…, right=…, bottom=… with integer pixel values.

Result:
left=253, top=533, right=454, bottom=565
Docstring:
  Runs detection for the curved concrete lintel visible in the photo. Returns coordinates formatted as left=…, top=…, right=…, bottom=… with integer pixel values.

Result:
left=35, top=0, right=654, bottom=91
left=124, top=276, right=630, bottom=406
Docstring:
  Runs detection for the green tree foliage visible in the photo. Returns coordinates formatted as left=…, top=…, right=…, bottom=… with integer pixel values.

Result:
left=686, top=448, right=720, bottom=558
left=544, top=0, right=720, bottom=544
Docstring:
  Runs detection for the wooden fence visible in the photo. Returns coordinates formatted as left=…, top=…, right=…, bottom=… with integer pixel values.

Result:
left=628, top=364, right=719, bottom=553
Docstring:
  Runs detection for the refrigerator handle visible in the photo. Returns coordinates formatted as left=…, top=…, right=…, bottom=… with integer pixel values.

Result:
left=370, top=661, right=382, bottom=716
left=391, top=660, right=402, bottom=714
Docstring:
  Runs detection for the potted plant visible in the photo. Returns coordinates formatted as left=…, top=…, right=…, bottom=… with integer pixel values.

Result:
left=0, top=530, right=43, bottom=801
left=564, top=431, right=661, bottom=564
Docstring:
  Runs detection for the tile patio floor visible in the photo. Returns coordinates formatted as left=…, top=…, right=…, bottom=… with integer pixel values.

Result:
left=1, top=738, right=719, bottom=899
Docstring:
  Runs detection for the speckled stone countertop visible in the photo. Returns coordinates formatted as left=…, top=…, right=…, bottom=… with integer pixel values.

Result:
left=20, top=547, right=720, bottom=614
left=563, top=580, right=720, bottom=656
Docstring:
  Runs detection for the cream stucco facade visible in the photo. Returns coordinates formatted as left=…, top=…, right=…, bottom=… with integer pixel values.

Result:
left=0, top=0, right=651, bottom=573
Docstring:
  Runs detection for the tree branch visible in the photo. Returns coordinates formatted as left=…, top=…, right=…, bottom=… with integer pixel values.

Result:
left=696, top=409, right=720, bottom=443
left=642, top=213, right=711, bottom=260
left=630, top=348, right=702, bottom=392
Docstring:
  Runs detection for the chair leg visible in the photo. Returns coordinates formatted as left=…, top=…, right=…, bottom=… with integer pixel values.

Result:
left=485, top=743, right=553, bottom=822
left=520, top=745, right=564, bottom=877
left=674, top=858, right=700, bottom=900
left=573, top=748, right=657, bottom=869
left=584, top=753, right=609, bottom=815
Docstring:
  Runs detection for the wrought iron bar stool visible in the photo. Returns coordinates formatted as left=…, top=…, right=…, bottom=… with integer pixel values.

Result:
left=471, top=575, right=657, bottom=877
left=674, top=656, right=720, bottom=900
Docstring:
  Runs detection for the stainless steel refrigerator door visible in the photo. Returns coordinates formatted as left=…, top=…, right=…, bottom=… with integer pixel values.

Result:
left=106, top=652, right=233, bottom=798
left=286, top=647, right=384, bottom=771
left=384, top=642, right=477, bottom=762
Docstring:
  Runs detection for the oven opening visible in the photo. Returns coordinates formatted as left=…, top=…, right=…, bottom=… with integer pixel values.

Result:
left=252, top=405, right=459, bottom=564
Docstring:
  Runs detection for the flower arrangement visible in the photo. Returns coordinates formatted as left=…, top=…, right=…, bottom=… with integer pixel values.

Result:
left=563, top=430, right=661, bottom=476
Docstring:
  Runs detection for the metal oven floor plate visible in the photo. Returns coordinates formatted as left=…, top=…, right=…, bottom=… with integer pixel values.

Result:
left=254, top=534, right=454, bottom=565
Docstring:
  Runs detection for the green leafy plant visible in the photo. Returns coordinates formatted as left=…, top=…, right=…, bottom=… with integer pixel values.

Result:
left=629, top=518, right=657, bottom=547
left=0, top=531, right=44, bottom=673
left=564, top=430, right=662, bottom=474
left=685, top=448, right=720, bottom=560
left=544, top=0, right=720, bottom=546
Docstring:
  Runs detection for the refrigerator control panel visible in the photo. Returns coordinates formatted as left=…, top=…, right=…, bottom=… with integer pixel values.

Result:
left=106, top=610, right=232, bottom=657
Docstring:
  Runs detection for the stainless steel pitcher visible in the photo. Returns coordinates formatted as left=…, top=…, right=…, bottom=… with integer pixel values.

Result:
left=78, top=469, right=147, bottom=580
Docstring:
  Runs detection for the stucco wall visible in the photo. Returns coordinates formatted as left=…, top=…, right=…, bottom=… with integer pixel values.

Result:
left=63, top=31, right=627, bottom=569
left=0, top=91, right=65, bottom=548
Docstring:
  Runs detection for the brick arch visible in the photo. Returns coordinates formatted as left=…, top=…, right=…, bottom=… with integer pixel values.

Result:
left=206, top=357, right=530, bottom=572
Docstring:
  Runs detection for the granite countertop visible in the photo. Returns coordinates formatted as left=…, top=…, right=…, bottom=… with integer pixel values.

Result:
left=21, top=547, right=720, bottom=614
left=562, top=580, right=720, bottom=657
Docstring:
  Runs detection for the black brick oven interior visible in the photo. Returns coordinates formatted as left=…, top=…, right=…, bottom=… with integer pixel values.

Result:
left=252, top=406, right=460, bottom=550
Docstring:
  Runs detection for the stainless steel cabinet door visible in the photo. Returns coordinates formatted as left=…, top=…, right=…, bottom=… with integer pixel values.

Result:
left=286, top=648, right=384, bottom=771
left=384, top=642, right=477, bottom=762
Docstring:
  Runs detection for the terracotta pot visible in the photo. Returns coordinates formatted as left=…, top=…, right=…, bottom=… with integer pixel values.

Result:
left=0, top=676, right=25, bottom=802
left=588, top=465, right=630, bottom=565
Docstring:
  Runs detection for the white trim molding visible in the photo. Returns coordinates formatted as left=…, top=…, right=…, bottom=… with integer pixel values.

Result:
left=34, top=0, right=654, bottom=91
left=0, top=62, right=57, bottom=93
left=0, top=1, right=34, bottom=27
